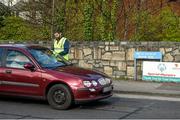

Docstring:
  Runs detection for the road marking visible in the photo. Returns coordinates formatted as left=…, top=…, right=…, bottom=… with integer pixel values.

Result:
left=114, top=93, right=180, bottom=102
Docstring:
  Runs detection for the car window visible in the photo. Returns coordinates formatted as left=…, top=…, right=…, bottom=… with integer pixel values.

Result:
left=0, top=48, right=3, bottom=66
left=29, top=48, right=66, bottom=68
left=6, top=50, right=31, bottom=69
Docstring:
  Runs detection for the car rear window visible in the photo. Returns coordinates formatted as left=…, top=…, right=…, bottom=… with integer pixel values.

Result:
left=0, top=48, right=3, bottom=66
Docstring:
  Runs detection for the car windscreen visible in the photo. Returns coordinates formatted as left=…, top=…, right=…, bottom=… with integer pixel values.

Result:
left=28, top=47, right=66, bottom=69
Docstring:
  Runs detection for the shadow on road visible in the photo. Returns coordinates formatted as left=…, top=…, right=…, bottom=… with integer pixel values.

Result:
left=0, top=94, right=121, bottom=110
left=72, top=97, right=121, bottom=110
left=0, top=95, right=48, bottom=105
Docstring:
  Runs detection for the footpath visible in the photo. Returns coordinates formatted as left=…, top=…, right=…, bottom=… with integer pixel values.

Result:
left=113, top=80, right=180, bottom=97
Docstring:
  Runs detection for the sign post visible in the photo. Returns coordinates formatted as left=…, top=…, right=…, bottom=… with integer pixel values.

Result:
left=134, top=51, right=162, bottom=80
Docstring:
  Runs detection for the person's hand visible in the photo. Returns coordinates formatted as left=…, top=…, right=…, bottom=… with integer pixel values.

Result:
left=52, top=51, right=57, bottom=57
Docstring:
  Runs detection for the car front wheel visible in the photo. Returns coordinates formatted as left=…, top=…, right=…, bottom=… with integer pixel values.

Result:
left=47, top=84, right=73, bottom=110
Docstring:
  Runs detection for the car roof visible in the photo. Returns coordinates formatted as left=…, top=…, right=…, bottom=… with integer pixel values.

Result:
left=0, top=44, right=47, bottom=49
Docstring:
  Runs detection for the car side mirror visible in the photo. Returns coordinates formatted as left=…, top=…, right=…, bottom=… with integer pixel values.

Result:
left=24, top=63, right=35, bottom=71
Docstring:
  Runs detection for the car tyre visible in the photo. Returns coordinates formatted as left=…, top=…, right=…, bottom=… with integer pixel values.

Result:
left=47, top=84, right=73, bottom=110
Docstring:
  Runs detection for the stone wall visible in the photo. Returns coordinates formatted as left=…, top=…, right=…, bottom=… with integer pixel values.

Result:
left=2, top=41, right=180, bottom=80
left=68, top=41, right=180, bottom=80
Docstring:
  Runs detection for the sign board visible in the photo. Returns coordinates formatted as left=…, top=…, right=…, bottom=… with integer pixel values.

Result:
left=134, top=51, right=162, bottom=80
left=143, top=61, right=180, bottom=82
left=134, top=51, right=162, bottom=60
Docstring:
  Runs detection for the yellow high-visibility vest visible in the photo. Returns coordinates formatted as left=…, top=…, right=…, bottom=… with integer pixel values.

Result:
left=54, top=37, right=69, bottom=60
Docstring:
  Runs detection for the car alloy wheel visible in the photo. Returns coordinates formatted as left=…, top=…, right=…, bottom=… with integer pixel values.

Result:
left=53, top=90, right=66, bottom=104
left=47, top=84, right=73, bottom=110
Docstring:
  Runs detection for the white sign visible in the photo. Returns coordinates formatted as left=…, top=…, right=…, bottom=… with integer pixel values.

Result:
left=143, top=61, right=180, bottom=82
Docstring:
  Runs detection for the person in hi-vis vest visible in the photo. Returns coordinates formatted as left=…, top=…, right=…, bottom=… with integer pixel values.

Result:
left=53, top=31, right=70, bottom=61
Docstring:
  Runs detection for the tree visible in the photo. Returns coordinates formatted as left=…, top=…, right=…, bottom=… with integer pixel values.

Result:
left=155, top=7, right=180, bottom=41
left=0, top=16, right=50, bottom=41
left=132, top=7, right=180, bottom=41
left=1, top=0, right=179, bottom=41
left=110, top=0, right=118, bottom=40
left=83, top=1, right=93, bottom=41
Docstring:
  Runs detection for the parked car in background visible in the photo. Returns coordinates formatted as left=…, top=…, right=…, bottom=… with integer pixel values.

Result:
left=0, top=44, right=113, bottom=110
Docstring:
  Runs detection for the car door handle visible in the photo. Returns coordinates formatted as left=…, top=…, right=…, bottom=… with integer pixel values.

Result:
left=5, top=70, right=12, bottom=74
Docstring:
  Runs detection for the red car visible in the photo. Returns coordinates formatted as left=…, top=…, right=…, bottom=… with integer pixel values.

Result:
left=0, top=44, right=113, bottom=109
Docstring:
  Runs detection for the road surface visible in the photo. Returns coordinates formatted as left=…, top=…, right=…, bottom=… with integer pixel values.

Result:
left=0, top=94, right=180, bottom=119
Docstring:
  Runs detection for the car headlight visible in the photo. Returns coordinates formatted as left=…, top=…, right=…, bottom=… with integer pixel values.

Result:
left=105, top=78, right=111, bottom=84
left=98, top=78, right=106, bottom=86
left=83, top=81, right=92, bottom=87
left=92, top=80, right=98, bottom=86
left=98, top=78, right=111, bottom=85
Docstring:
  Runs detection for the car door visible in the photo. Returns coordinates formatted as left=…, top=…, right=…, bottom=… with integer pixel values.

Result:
left=0, top=48, right=43, bottom=96
left=0, top=47, right=5, bottom=88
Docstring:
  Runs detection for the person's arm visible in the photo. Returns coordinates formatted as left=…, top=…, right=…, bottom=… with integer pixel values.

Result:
left=59, top=39, right=70, bottom=56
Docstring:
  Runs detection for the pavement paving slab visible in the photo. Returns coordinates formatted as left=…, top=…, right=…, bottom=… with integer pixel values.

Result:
left=113, top=80, right=180, bottom=97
